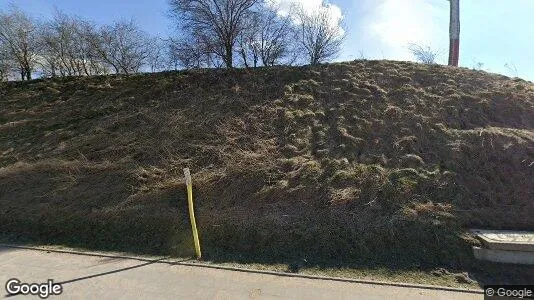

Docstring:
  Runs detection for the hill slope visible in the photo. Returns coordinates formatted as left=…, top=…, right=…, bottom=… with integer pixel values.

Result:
left=1, top=60, right=533, bottom=269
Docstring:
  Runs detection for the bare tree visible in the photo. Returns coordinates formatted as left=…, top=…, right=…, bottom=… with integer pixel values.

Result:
left=77, top=21, right=110, bottom=75
left=89, top=20, right=152, bottom=74
left=169, top=0, right=261, bottom=68
left=39, top=11, right=84, bottom=77
left=0, top=7, right=38, bottom=80
left=167, top=36, right=217, bottom=69
left=408, top=43, right=439, bottom=65
left=237, top=12, right=262, bottom=68
left=295, top=5, right=344, bottom=65
left=0, top=43, right=14, bottom=81
left=471, top=61, right=484, bottom=71
left=166, top=38, right=187, bottom=70
left=146, top=38, right=167, bottom=73
left=38, top=11, right=111, bottom=78
left=39, top=11, right=74, bottom=77
left=238, top=6, right=296, bottom=67
left=504, top=62, right=518, bottom=77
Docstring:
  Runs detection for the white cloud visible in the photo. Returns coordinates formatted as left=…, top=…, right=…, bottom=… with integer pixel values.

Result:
left=267, top=0, right=344, bottom=34
left=365, top=0, right=447, bottom=61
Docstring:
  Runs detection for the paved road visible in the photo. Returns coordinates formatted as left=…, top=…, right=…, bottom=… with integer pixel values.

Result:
left=0, top=246, right=480, bottom=299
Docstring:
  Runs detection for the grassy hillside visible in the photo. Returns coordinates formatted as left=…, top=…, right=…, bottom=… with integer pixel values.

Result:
left=1, top=60, right=533, bottom=277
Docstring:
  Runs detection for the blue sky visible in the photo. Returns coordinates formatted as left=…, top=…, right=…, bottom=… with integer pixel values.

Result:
left=2, top=0, right=534, bottom=81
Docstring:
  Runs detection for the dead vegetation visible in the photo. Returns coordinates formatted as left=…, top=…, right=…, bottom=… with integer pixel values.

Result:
left=0, top=61, right=533, bottom=277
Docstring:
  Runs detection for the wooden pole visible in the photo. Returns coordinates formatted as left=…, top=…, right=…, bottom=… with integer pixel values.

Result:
left=448, top=0, right=460, bottom=66
left=183, top=168, right=201, bottom=259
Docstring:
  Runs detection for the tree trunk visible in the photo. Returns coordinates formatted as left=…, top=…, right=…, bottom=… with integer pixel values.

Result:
left=82, top=61, right=90, bottom=76
left=240, top=48, right=249, bottom=68
left=225, top=44, right=233, bottom=68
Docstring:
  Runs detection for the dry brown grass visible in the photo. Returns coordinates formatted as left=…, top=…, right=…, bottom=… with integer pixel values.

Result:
left=1, top=61, right=533, bottom=282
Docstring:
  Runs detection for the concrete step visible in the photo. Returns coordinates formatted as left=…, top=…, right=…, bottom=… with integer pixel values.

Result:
left=472, top=246, right=534, bottom=265
left=470, top=229, right=534, bottom=252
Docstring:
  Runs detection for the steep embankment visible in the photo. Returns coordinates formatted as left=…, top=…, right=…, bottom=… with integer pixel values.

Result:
left=1, top=60, right=533, bottom=269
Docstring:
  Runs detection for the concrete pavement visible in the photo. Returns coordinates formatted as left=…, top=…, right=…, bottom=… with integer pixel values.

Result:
left=0, top=246, right=481, bottom=299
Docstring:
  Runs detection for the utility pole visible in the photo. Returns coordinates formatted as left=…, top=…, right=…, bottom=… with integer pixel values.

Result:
left=448, top=0, right=460, bottom=66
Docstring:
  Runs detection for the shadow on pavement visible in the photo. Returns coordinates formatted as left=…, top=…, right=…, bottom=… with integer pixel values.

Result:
left=56, top=257, right=180, bottom=285
left=2, top=245, right=192, bottom=298
left=0, top=246, right=17, bottom=254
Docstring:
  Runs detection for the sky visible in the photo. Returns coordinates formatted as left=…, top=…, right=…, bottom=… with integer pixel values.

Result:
left=2, top=0, right=534, bottom=81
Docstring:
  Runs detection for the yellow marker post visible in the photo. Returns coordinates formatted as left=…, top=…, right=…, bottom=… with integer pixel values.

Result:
left=183, top=168, right=202, bottom=260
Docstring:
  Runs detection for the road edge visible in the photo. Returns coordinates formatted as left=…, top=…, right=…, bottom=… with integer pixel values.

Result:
left=0, top=243, right=484, bottom=295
